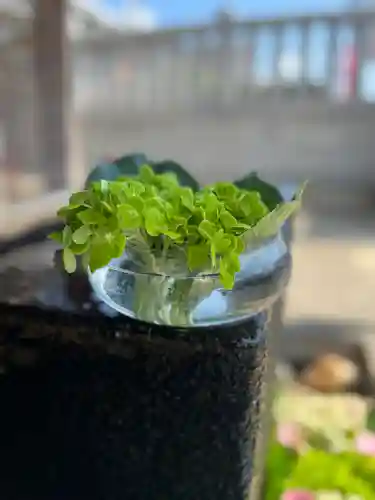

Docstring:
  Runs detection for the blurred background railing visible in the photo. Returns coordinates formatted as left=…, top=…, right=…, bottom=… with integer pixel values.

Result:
left=72, top=11, right=374, bottom=114
left=72, top=10, right=375, bottom=186
left=1, top=4, right=375, bottom=229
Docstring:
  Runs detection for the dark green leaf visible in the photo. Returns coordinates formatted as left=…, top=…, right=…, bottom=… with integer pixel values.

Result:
left=152, top=160, right=200, bottom=191
left=115, top=153, right=148, bottom=176
left=234, top=172, right=283, bottom=211
left=85, top=153, right=148, bottom=187
left=85, top=162, right=121, bottom=187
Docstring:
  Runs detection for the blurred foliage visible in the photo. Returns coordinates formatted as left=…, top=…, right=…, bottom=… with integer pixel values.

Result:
left=285, top=450, right=375, bottom=499
left=264, top=439, right=298, bottom=500
left=265, top=391, right=375, bottom=500
left=265, top=441, right=375, bottom=499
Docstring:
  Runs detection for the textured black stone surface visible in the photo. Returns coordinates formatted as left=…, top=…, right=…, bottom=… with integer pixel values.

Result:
left=0, top=224, right=288, bottom=500
left=0, top=305, right=268, bottom=500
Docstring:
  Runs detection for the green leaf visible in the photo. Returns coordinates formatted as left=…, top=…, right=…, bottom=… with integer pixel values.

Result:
left=88, top=233, right=125, bottom=272
left=117, top=204, right=142, bottom=229
left=198, top=220, right=217, bottom=241
left=57, top=205, right=73, bottom=218
left=69, top=241, right=90, bottom=255
left=69, top=191, right=88, bottom=207
left=200, top=192, right=220, bottom=217
left=219, top=254, right=240, bottom=289
left=139, top=164, right=155, bottom=183
left=220, top=210, right=237, bottom=230
left=72, top=225, right=91, bottom=245
left=234, top=172, right=284, bottom=211
left=63, top=248, right=77, bottom=273
left=264, top=442, right=298, bottom=500
left=284, top=448, right=375, bottom=499
left=62, top=226, right=72, bottom=246
left=78, top=208, right=106, bottom=225
left=101, top=201, right=113, bottom=214
left=112, top=232, right=126, bottom=258
left=164, top=230, right=182, bottom=241
left=85, top=153, right=148, bottom=187
left=48, top=231, right=63, bottom=244
left=244, top=201, right=298, bottom=244
left=180, top=187, right=195, bottom=211
left=126, top=196, right=144, bottom=213
left=99, top=180, right=109, bottom=193
left=187, top=244, right=210, bottom=270
left=152, top=160, right=200, bottom=191
left=244, top=184, right=305, bottom=244
left=213, top=232, right=232, bottom=253
left=212, top=182, right=238, bottom=200
left=239, top=191, right=269, bottom=220
left=143, top=207, right=167, bottom=236
left=235, top=237, right=245, bottom=254
left=143, top=197, right=165, bottom=213
left=89, top=240, right=113, bottom=272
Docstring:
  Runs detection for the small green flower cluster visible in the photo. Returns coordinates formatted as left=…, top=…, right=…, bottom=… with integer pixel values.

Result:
left=51, top=164, right=301, bottom=289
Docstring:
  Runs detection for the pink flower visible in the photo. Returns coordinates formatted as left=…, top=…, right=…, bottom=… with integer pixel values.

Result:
left=281, top=489, right=315, bottom=500
left=277, top=422, right=303, bottom=450
left=355, top=431, right=375, bottom=456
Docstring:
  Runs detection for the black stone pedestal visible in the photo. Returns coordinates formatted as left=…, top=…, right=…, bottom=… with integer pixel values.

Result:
left=0, top=218, right=292, bottom=500
left=0, top=305, right=269, bottom=500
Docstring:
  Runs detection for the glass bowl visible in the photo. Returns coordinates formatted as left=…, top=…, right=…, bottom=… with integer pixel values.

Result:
left=88, top=234, right=291, bottom=328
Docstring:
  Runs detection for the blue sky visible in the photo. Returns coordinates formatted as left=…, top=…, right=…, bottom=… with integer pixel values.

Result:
left=105, top=0, right=350, bottom=27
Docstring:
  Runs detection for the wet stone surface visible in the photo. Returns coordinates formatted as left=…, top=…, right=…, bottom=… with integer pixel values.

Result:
left=0, top=237, right=272, bottom=500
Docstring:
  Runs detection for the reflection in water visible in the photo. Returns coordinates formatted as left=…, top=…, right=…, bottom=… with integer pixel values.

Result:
left=89, top=235, right=291, bottom=327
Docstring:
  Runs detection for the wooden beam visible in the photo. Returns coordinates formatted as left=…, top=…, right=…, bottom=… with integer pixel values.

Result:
left=33, top=0, right=68, bottom=191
